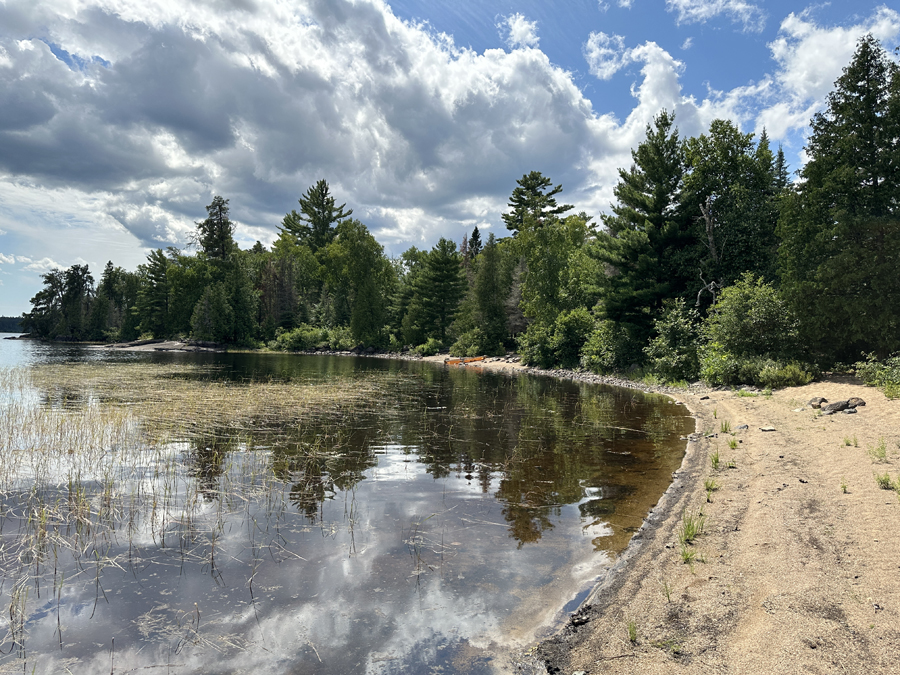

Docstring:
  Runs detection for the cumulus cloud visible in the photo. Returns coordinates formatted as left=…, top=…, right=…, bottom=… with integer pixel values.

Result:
left=681, top=37, right=693, bottom=50
left=501, top=13, right=540, bottom=49
left=666, top=0, right=765, bottom=31
left=583, top=32, right=628, bottom=80
left=755, top=6, right=900, bottom=139
left=0, top=0, right=896, bottom=278
left=0, top=253, right=15, bottom=264
left=23, top=257, right=64, bottom=273
left=618, top=0, right=635, bottom=7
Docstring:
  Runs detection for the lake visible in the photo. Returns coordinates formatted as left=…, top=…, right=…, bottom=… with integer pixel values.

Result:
left=0, top=335, right=693, bottom=673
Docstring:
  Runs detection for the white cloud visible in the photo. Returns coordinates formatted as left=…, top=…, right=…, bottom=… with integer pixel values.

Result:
left=666, top=0, right=765, bottom=31
left=755, top=6, right=900, bottom=139
left=0, top=253, right=15, bottom=264
left=23, top=257, right=64, bottom=273
left=583, top=32, right=628, bottom=80
left=618, top=0, right=635, bottom=7
left=502, top=13, right=540, bottom=49
left=681, top=37, right=693, bottom=50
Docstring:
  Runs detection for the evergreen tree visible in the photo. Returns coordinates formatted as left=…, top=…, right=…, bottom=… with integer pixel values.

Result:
left=778, top=34, right=900, bottom=360
left=195, top=196, right=235, bottom=260
left=502, top=171, right=573, bottom=233
left=135, top=249, right=170, bottom=337
left=682, top=119, right=778, bottom=291
left=281, top=179, right=352, bottom=253
left=473, top=233, right=507, bottom=347
left=468, top=227, right=483, bottom=257
left=411, top=238, right=467, bottom=343
left=596, top=110, right=690, bottom=342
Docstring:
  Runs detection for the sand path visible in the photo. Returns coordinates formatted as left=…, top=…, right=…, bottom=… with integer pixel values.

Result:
left=530, top=379, right=900, bottom=675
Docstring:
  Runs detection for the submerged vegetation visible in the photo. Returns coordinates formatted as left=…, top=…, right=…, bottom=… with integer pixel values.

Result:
left=0, top=354, right=694, bottom=670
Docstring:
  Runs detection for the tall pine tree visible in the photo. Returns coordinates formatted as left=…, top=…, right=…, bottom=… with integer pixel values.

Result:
left=778, top=34, right=900, bottom=360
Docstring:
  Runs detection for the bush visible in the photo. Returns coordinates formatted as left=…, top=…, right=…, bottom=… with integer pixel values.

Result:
left=414, top=337, right=443, bottom=357
left=273, top=324, right=328, bottom=351
left=580, top=319, right=636, bottom=374
left=328, top=326, right=355, bottom=351
left=517, top=322, right=555, bottom=368
left=644, top=299, right=701, bottom=382
left=551, top=308, right=593, bottom=368
left=855, top=353, right=900, bottom=398
left=703, top=273, right=801, bottom=361
left=450, top=328, right=505, bottom=358
left=700, top=350, right=814, bottom=388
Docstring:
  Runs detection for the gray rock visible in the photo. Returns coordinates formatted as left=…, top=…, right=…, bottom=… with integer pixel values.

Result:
left=759, top=426, right=776, bottom=432
left=847, top=397, right=866, bottom=408
left=821, top=400, right=850, bottom=413
left=843, top=408, right=858, bottom=414
left=807, top=397, right=828, bottom=408
left=737, top=424, right=749, bottom=430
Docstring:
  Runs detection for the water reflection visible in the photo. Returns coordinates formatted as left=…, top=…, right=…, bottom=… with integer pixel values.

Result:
left=0, top=347, right=693, bottom=673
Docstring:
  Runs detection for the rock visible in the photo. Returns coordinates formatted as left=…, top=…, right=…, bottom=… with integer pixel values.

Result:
left=843, top=408, right=858, bottom=414
left=807, top=397, right=828, bottom=408
left=821, top=400, right=850, bottom=413
left=737, top=424, right=749, bottom=430
left=847, top=397, right=866, bottom=408
left=759, top=426, right=776, bottom=432
left=699, top=395, right=710, bottom=401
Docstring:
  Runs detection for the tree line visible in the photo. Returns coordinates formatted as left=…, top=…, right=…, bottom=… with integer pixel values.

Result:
left=22, top=36, right=900, bottom=387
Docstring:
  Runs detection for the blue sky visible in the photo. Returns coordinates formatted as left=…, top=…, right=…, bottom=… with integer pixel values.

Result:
left=0, top=0, right=898, bottom=316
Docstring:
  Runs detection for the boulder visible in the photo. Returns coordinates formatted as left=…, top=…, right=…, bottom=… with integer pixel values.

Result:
left=847, top=397, right=866, bottom=408
left=821, top=400, right=849, bottom=413
left=807, top=397, right=828, bottom=409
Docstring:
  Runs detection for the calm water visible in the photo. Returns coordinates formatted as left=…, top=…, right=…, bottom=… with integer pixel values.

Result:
left=0, top=335, right=693, bottom=674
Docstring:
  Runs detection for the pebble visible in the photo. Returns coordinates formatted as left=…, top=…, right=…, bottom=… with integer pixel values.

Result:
left=759, top=426, right=776, bottom=432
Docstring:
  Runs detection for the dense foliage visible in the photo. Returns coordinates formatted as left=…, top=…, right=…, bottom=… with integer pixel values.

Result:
left=20, top=36, right=900, bottom=388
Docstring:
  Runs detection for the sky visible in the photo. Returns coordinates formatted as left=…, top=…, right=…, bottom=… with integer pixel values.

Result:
left=0, top=0, right=898, bottom=316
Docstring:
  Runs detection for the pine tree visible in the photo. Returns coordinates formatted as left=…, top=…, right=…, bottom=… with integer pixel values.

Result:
left=281, top=180, right=352, bottom=252
left=778, top=34, right=900, bottom=360
left=468, top=227, right=483, bottom=257
left=413, top=238, right=467, bottom=343
left=502, top=171, right=573, bottom=233
left=195, top=196, right=235, bottom=260
left=596, top=110, right=691, bottom=342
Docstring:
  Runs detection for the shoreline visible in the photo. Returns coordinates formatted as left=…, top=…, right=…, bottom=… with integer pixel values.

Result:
left=91, top=343, right=900, bottom=673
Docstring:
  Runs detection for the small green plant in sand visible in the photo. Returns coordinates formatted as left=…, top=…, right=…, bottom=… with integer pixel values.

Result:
left=735, top=390, right=758, bottom=398
left=726, top=459, right=737, bottom=469
left=710, top=449, right=721, bottom=471
left=874, top=472, right=896, bottom=491
left=627, top=620, right=638, bottom=644
left=853, top=436, right=859, bottom=447
left=868, top=438, right=888, bottom=463
left=661, top=578, right=672, bottom=603
left=841, top=478, right=848, bottom=494
left=720, top=420, right=731, bottom=434
left=843, top=437, right=853, bottom=447
left=679, top=508, right=706, bottom=544
left=728, top=438, right=738, bottom=450
left=704, top=478, right=719, bottom=502
left=713, top=408, right=717, bottom=419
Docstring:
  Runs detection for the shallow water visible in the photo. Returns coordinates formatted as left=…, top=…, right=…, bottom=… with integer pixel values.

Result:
left=0, top=337, right=693, bottom=673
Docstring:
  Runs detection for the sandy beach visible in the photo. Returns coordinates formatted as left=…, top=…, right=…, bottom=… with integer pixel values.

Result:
left=431, top=356, right=900, bottom=674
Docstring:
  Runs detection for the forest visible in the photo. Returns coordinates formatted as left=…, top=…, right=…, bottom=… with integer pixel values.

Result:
left=20, top=36, right=900, bottom=389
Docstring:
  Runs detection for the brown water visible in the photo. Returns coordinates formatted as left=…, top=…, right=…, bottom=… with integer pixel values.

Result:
left=0, top=341, right=693, bottom=674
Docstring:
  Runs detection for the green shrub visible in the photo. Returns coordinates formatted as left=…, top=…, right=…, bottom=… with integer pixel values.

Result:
left=702, top=273, right=801, bottom=361
left=450, top=328, right=505, bottom=358
left=757, top=361, right=814, bottom=388
left=551, top=308, right=593, bottom=368
left=273, top=324, right=328, bottom=351
left=644, top=299, right=701, bottom=382
left=327, top=326, right=355, bottom=351
left=855, top=353, right=900, bottom=399
left=414, top=337, right=443, bottom=357
left=581, top=319, right=635, bottom=374
left=518, top=322, right=555, bottom=368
